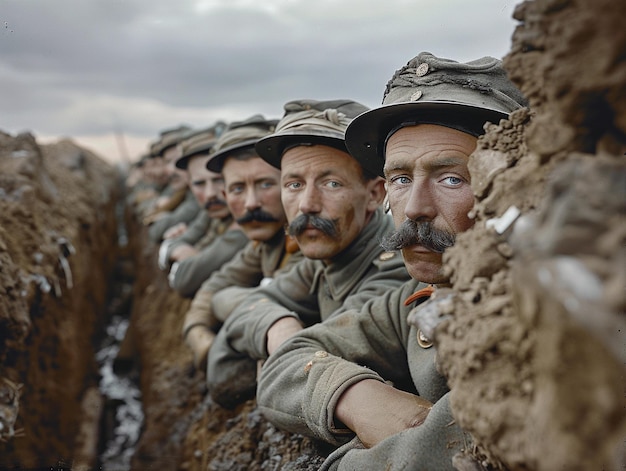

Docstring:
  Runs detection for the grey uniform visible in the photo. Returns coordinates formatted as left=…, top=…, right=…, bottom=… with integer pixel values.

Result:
left=197, top=231, right=303, bottom=323
left=258, top=279, right=468, bottom=470
left=147, top=189, right=201, bottom=243
left=159, top=210, right=212, bottom=268
left=168, top=216, right=249, bottom=298
left=207, top=208, right=411, bottom=407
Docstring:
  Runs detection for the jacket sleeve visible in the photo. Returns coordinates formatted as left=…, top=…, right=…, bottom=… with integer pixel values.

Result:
left=170, top=229, right=249, bottom=298
left=197, top=241, right=263, bottom=296
left=257, top=281, right=422, bottom=445
left=147, top=193, right=200, bottom=243
left=206, top=259, right=320, bottom=407
left=210, top=258, right=319, bottom=361
left=321, top=393, right=466, bottom=471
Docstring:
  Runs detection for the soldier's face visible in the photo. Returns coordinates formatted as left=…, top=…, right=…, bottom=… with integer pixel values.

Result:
left=149, top=156, right=170, bottom=186
left=281, top=145, right=385, bottom=261
left=187, top=155, right=230, bottom=220
left=163, top=145, right=188, bottom=190
left=384, top=124, right=477, bottom=284
left=222, top=155, right=286, bottom=242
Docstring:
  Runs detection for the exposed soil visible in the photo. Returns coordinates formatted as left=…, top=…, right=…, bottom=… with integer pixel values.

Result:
left=0, top=133, right=120, bottom=468
left=437, top=0, right=626, bottom=469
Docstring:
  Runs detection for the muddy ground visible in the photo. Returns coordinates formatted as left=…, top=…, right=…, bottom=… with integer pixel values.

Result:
left=0, top=0, right=624, bottom=469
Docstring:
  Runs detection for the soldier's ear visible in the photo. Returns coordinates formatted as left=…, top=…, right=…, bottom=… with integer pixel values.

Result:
left=366, top=176, right=386, bottom=212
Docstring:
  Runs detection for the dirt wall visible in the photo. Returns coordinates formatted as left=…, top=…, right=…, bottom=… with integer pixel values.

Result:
left=0, top=133, right=121, bottom=468
left=437, top=0, right=626, bottom=469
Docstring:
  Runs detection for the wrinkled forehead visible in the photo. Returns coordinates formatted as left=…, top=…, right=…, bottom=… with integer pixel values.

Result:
left=188, top=154, right=217, bottom=178
left=222, top=155, right=281, bottom=183
left=383, top=124, right=477, bottom=174
left=281, top=144, right=360, bottom=176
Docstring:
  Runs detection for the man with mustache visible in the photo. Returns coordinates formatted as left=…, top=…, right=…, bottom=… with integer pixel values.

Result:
left=257, top=53, right=528, bottom=470
left=181, top=115, right=304, bottom=372
left=144, top=124, right=206, bottom=244
left=158, top=126, right=249, bottom=298
left=205, top=99, right=411, bottom=408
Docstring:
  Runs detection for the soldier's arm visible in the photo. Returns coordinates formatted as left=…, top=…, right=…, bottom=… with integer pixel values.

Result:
left=170, top=229, right=249, bottom=298
left=199, top=241, right=264, bottom=300
left=211, top=258, right=319, bottom=360
left=257, top=281, right=419, bottom=445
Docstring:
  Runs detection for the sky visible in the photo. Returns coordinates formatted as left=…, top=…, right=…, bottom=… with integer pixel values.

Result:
left=1, top=0, right=520, bottom=164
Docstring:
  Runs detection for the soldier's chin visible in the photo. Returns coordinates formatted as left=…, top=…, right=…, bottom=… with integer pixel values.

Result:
left=241, top=223, right=281, bottom=242
left=403, top=251, right=446, bottom=284
left=207, top=205, right=230, bottom=219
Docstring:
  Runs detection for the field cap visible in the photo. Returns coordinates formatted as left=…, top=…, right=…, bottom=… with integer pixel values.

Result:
left=255, top=99, right=370, bottom=169
left=345, top=52, right=528, bottom=177
left=206, top=115, right=278, bottom=172
left=154, top=124, right=192, bottom=157
left=175, top=122, right=226, bottom=170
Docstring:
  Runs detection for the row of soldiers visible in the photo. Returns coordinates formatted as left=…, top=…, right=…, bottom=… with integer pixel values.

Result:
left=125, top=51, right=527, bottom=470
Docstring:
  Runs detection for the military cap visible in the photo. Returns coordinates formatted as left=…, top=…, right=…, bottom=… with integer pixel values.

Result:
left=154, top=124, right=192, bottom=157
left=345, top=52, right=528, bottom=177
left=147, top=139, right=162, bottom=159
left=175, top=122, right=227, bottom=170
left=255, top=99, right=370, bottom=169
left=206, top=115, right=278, bottom=172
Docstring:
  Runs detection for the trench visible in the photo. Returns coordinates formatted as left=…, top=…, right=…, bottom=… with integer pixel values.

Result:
left=94, top=178, right=144, bottom=471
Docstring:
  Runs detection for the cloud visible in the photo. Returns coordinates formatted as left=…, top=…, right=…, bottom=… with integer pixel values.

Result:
left=0, top=0, right=519, bottom=160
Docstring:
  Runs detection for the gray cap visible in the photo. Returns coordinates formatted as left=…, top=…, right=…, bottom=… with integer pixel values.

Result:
left=255, top=99, right=370, bottom=169
left=345, top=52, right=528, bottom=177
left=206, top=115, right=278, bottom=172
left=154, top=124, right=193, bottom=157
left=175, top=123, right=226, bottom=170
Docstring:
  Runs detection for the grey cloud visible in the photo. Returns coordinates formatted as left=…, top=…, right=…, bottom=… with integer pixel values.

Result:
left=1, top=0, right=518, bottom=142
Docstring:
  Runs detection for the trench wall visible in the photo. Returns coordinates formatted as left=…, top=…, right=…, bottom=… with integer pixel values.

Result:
left=0, top=133, right=121, bottom=468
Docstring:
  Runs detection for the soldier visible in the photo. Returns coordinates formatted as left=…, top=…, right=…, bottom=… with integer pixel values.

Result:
left=181, top=115, right=304, bottom=372
left=206, top=99, right=411, bottom=408
left=143, top=126, right=200, bottom=243
left=257, top=52, right=528, bottom=470
left=158, top=126, right=249, bottom=298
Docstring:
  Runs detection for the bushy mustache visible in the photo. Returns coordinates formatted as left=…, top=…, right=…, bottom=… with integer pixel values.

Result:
left=204, top=198, right=227, bottom=210
left=288, top=214, right=338, bottom=238
left=236, top=208, right=280, bottom=225
left=380, top=219, right=455, bottom=253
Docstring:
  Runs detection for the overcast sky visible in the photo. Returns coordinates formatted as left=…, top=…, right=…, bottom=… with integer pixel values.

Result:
left=1, top=0, right=519, bottom=163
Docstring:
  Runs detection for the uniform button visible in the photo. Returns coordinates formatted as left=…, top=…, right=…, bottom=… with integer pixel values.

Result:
left=314, top=350, right=328, bottom=358
left=410, top=90, right=423, bottom=101
left=417, top=329, right=433, bottom=349
left=415, top=62, right=429, bottom=77
left=379, top=252, right=395, bottom=261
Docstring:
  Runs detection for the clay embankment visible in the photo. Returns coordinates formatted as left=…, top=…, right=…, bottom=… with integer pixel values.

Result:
left=0, top=133, right=120, bottom=469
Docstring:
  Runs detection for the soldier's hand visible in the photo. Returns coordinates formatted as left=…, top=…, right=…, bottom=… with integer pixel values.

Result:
left=170, top=244, right=198, bottom=262
left=163, top=222, right=188, bottom=240
left=184, top=325, right=215, bottom=373
left=335, top=379, right=432, bottom=448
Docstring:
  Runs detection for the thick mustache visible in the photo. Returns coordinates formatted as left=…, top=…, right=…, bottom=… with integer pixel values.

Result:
left=380, top=219, right=455, bottom=253
left=288, top=214, right=338, bottom=238
left=236, top=208, right=280, bottom=225
left=205, top=198, right=227, bottom=210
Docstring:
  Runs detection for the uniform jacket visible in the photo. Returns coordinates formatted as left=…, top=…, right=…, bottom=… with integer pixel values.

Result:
left=147, top=189, right=201, bottom=243
left=168, top=216, right=248, bottom=298
left=207, top=208, right=411, bottom=407
left=199, top=231, right=304, bottom=323
left=258, top=279, right=468, bottom=470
